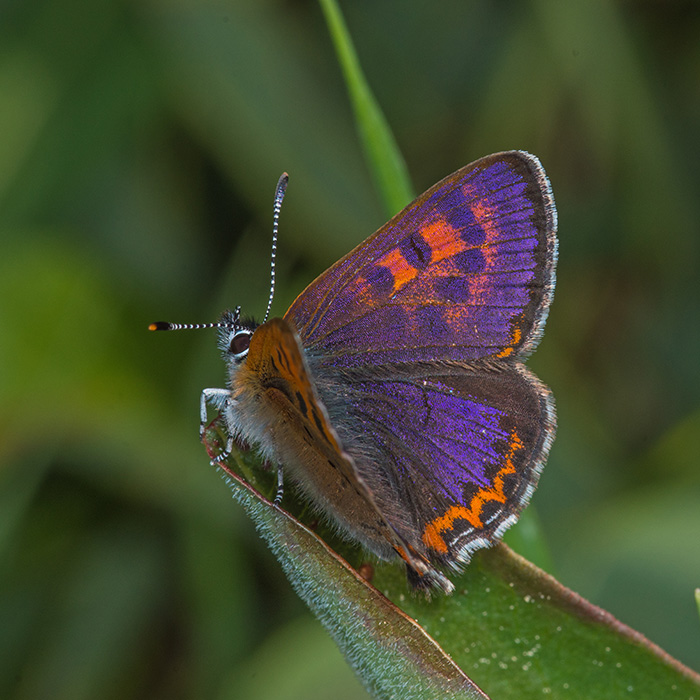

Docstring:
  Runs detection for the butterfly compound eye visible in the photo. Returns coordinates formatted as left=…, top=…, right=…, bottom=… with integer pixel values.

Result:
left=230, top=331, right=251, bottom=357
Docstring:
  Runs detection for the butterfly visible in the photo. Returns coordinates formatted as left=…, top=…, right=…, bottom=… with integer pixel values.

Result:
left=152, top=151, right=557, bottom=593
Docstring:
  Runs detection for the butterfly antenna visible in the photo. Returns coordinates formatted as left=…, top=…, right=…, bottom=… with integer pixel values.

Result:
left=149, top=306, right=241, bottom=332
left=150, top=175, right=286, bottom=333
left=264, top=172, right=288, bottom=324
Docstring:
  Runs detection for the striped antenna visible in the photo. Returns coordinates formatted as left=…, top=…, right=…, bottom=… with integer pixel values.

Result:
left=149, top=321, right=222, bottom=332
left=149, top=307, right=241, bottom=332
left=264, top=173, right=289, bottom=323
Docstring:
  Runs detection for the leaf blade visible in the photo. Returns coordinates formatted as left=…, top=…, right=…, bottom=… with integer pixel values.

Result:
left=215, top=452, right=489, bottom=700
left=210, top=430, right=700, bottom=700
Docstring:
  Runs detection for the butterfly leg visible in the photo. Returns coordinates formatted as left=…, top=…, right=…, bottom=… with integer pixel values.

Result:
left=273, top=465, right=284, bottom=505
left=200, top=387, right=236, bottom=463
left=200, top=387, right=231, bottom=437
left=209, top=435, right=234, bottom=465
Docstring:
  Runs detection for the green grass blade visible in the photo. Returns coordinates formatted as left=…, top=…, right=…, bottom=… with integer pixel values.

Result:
left=318, top=0, right=414, bottom=214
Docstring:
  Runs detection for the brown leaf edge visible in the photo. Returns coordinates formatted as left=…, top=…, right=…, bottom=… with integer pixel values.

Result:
left=486, top=543, right=700, bottom=687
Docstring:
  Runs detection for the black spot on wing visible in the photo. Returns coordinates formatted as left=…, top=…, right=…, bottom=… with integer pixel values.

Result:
left=400, top=233, right=432, bottom=269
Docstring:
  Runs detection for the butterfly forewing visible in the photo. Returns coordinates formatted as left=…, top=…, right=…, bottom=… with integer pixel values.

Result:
left=286, top=151, right=557, bottom=368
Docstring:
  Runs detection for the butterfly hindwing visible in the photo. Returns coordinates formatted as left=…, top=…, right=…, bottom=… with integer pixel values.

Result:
left=313, top=360, right=555, bottom=570
left=286, top=151, right=557, bottom=368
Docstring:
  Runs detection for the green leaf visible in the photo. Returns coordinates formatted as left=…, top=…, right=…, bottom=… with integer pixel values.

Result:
left=207, top=429, right=700, bottom=700
left=318, top=0, right=414, bottom=215
left=194, top=7, right=700, bottom=697
left=212, top=444, right=487, bottom=700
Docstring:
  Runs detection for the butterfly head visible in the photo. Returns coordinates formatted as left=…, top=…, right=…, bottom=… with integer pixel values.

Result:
left=216, top=307, right=259, bottom=369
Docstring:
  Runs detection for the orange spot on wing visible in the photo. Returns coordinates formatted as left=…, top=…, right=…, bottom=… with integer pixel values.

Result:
left=470, top=199, right=500, bottom=243
left=421, top=430, right=524, bottom=554
left=378, top=247, right=418, bottom=292
left=496, top=324, right=523, bottom=358
left=421, top=219, right=466, bottom=259
left=377, top=219, right=467, bottom=294
left=465, top=195, right=501, bottom=303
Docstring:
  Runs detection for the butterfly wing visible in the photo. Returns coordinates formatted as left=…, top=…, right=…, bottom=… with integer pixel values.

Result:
left=234, top=316, right=455, bottom=590
left=286, top=151, right=556, bottom=367
left=312, top=361, right=555, bottom=578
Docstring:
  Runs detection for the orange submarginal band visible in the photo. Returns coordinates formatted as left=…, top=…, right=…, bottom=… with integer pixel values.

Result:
left=421, top=430, right=524, bottom=554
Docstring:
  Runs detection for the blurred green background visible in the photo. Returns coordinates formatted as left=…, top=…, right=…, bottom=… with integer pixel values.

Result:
left=1, top=1, right=699, bottom=698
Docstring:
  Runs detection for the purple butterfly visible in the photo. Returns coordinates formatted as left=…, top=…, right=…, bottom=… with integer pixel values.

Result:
left=155, top=151, right=557, bottom=593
